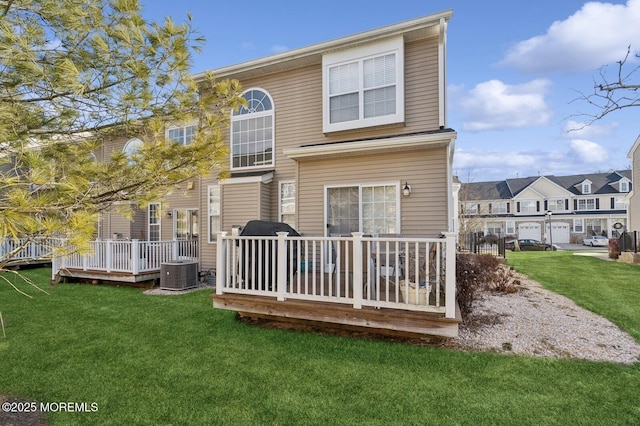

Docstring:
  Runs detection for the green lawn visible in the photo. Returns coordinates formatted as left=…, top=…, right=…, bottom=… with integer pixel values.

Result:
left=1, top=264, right=639, bottom=425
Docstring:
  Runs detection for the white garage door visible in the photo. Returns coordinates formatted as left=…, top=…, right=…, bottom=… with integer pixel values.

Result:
left=518, top=222, right=541, bottom=240
left=546, top=221, right=570, bottom=244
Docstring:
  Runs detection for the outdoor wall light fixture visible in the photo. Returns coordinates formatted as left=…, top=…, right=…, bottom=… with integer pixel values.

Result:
left=402, top=182, right=412, bottom=197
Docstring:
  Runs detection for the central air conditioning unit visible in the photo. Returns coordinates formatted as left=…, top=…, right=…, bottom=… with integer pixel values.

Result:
left=160, top=261, right=198, bottom=290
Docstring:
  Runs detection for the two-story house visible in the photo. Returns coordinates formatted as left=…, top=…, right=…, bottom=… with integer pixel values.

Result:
left=461, top=171, right=632, bottom=244
left=94, top=10, right=457, bottom=272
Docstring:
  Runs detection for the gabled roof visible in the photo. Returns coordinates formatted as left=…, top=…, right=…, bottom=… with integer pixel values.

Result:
left=194, top=10, right=453, bottom=81
left=462, top=170, right=632, bottom=201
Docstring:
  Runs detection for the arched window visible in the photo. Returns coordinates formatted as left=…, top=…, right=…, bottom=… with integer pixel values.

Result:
left=123, top=138, right=143, bottom=158
left=231, top=89, right=274, bottom=169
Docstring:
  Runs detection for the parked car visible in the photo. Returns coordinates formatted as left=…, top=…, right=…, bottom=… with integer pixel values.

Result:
left=582, top=235, right=609, bottom=247
left=505, top=239, right=557, bottom=251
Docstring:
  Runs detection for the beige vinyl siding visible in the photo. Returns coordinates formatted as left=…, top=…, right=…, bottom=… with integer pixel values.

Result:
left=221, top=182, right=262, bottom=230
left=260, top=182, right=273, bottom=221
left=297, top=147, right=448, bottom=237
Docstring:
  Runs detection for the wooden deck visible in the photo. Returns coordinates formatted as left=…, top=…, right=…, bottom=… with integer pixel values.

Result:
left=212, top=293, right=461, bottom=338
left=55, top=268, right=160, bottom=285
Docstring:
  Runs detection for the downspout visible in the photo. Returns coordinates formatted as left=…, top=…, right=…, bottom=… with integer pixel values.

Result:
left=438, top=17, right=448, bottom=129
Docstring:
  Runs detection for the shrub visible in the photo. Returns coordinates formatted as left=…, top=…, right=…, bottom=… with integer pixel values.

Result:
left=456, top=253, right=518, bottom=317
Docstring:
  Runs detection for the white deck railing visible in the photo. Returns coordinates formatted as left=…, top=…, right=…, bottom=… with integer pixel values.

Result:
left=0, top=238, right=57, bottom=264
left=216, top=231, right=457, bottom=318
left=52, top=239, right=198, bottom=277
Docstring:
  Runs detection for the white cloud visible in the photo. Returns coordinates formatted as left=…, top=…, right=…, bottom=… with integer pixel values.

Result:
left=562, top=120, right=620, bottom=138
left=569, top=139, right=609, bottom=163
left=453, top=79, right=552, bottom=132
left=454, top=141, right=612, bottom=181
left=500, top=0, right=640, bottom=73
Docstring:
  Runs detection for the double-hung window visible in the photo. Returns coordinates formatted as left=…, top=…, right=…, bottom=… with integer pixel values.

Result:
left=148, top=202, right=161, bottom=241
left=577, top=198, right=596, bottom=210
left=231, top=89, right=274, bottom=169
left=279, top=181, right=296, bottom=226
left=208, top=185, right=221, bottom=243
left=167, top=123, right=197, bottom=145
left=323, top=37, right=404, bottom=133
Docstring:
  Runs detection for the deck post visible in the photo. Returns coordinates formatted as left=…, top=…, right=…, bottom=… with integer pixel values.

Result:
left=276, top=232, right=288, bottom=301
left=443, top=232, right=456, bottom=318
left=172, top=238, right=179, bottom=261
left=131, top=240, right=140, bottom=274
left=351, top=232, right=364, bottom=309
left=216, top=232, right=227, bottom=295
left=106, top=239, right=113, bottom=273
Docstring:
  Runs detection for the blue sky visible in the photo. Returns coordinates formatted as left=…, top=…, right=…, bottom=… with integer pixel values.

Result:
left=141, top=0, right=640, bottom=182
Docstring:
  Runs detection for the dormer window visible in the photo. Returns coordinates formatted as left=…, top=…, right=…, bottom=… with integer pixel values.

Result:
left=582, top=182, right=591, bottom=194
left=323, top=37, right=404, bottom=133
left=620, top=181, right=629, bottom=193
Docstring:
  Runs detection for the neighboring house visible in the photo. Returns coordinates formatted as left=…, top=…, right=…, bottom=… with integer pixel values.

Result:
left=461, top=171, right=632, bottom=244
left=628, top=135, right=640, bottom=232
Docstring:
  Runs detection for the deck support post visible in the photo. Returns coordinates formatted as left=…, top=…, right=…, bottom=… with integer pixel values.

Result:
left=276, top=232, right=288, bottom=301
left=351, top=232, right=364, bottom=309
left=443, top=232, right=456, bottom=318
left=216, top=232, right=227, bottom=295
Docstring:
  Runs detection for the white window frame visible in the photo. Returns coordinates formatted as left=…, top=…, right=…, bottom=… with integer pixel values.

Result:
left=123, top=138, right=143, bottom=157
left=230, top=88, right=275, bottom=170
left=166, top=121, right=198, bottom=145
left=464, top=202, right=478, bottom=215
left=324, top=182, right=401, bottom=236
left=620, top=181, right=629, bottom=193
left=582, top=183, right=591, bottom=194
left=520, top=200, right=537, bottom=214
left=279, top=181, right=296, bottom=226
left=148, top=202, right=161, bottom=241
left=207, top=185, right=221, bottom=243
left=491, top=202, right=508, bottom=214
left=576, top=198, right=596, bottom=211
left=506, top=221, right=515, bottom=235
left=322, top=37, right=405, bottom=133
left=574, top=218, right=584, bottom=233
left=614, top=196, right=626, bottom=210
left=547, top=199, right=566, bottom=212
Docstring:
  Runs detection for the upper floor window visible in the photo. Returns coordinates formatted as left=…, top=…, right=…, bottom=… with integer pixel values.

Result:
left=582, top=182, right=591, bottom=194
left=464, top=202, right=478, bottom=215
left=491, top=202, right=508, bottom=214
left=577, top=198, right=596, bottom=210
left=547, top=199, right=566, bottom=212
left=519, top=200, right=537, bottom=214
left=231, top=89, right=274, bottom=169
left=167, top=123, right=197, bottom=145
left=322, top=37, right=404, bottom=133
left=123, top=138, right=143, bottom=163
left=620, top=181, right=629, bottom=192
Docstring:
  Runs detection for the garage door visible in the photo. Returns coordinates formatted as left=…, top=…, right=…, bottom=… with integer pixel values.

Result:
left=546, top=221, right=570, bottom=244
left=518, top=222, right=541, bottom=240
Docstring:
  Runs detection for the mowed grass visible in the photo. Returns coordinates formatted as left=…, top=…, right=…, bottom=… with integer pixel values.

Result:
left=0, top=266, right=639, bottom=425
left=507, top=251, right=640, bottom=340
